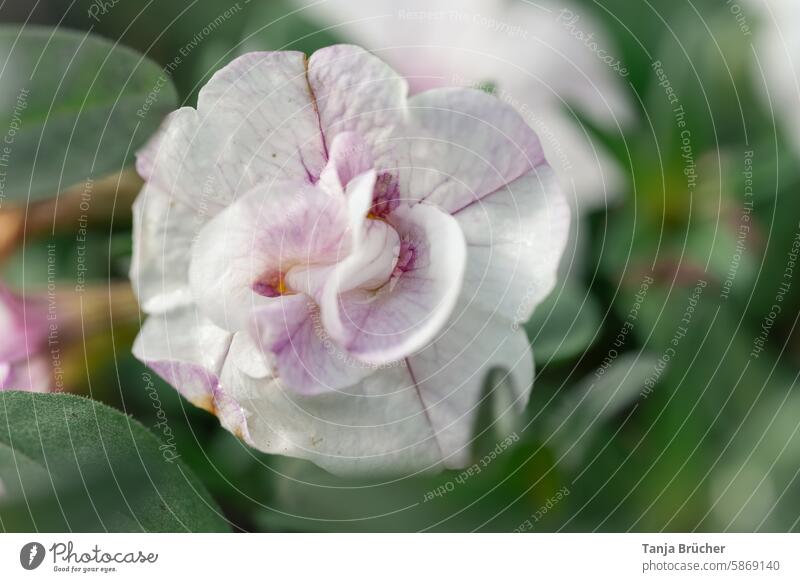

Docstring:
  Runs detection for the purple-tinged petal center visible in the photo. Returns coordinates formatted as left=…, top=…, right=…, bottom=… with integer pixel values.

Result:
left=253, top=274, right=293, bottom=298
left=393, top=239, right=417, bottom=276
left=369, top=172, right=401, bottom=218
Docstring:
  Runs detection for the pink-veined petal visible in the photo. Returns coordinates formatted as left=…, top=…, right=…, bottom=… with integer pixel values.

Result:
left=399, top=87, right=546, bottom=213
left=251, top=294, right=373, bottom=395
left=318, top=131, right=375, bottom=196
left=308, top=44, right=408, bottom=164
left=0, top=283, right=47, bottom=364
left=320, top=202, right=467, bottom=364
left=219, top=356, right=445, bottom=476
left=290, top=0, right=633, bottom=208
left=220, top=300, right=532, bottom=475
left=188, top=178, right=372, bottom=331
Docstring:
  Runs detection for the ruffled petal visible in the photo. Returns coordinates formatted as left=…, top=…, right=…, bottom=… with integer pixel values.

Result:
left=319, top=202, right=467, bottom=364
left=318, top=131, right=375, bottom=196
left=251, top=294, right=373, bottom=395
left=188, top=178, right=372, bottom=331
left=307, top=44, right=408, bottom=165
left=220, top=300, right=531, bottom=475
left=291, top=0, right=633, bottom=207
left=399, top=87, right=546, bottom=213
left=130, top=44, right=570, bottom=477
left=138, top=52, right=328, bottom=214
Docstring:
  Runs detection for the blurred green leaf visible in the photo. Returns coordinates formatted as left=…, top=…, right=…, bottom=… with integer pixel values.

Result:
left=2, top=233, right=115, bottom=288
left=470, top=368, right=526, bottom=459
left=0, top=391, right=229, bottom=532
left=238, top=0, right=340, bottom=57
left=543, top=352, right=656, bottom=470
left=526, top=281, right=602, bottom=365
left=259, top=441, right=562, bottom=533
left=709, top=390, right=800, bottom=532
left=0, top=25, right=176, bottom=202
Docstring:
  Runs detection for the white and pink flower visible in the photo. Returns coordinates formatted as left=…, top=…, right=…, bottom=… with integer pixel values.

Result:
left=0, top=283, right=51, bottom=392
left=131, top=45, right=569, bottom=474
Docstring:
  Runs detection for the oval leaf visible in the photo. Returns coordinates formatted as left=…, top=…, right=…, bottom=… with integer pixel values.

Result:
left=0, top=25, right=177, bottom=202
left=0, top=391, right=229, bottom=532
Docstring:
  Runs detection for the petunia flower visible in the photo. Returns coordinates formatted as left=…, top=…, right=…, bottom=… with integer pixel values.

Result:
left=281, top=0, right=634, bottom=212
left=0, top=283, right=52, bottom=392
left=131, top=45, right=569, bottom=474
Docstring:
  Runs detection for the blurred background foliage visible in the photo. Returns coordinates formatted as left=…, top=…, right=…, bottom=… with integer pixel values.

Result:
left=1, top=0, right=799, bottom=532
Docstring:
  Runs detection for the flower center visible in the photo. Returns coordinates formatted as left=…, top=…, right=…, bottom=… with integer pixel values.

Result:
left=369, top=172, right=400, bottom=218
left=253, top=273, right=292, bottom=298
left=388, top=239, right=416, bottom=288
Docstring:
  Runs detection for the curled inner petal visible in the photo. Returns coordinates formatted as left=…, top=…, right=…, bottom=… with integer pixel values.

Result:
left=318, top=202, right=467, bottom=365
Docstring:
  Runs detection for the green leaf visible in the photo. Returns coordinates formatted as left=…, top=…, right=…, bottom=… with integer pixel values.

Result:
left=542, top=352, right=657, bottom=470
left=258, top=442, right=562, bottom=532
left=238, top=0, right=341, bottom=56
left=470, top=367, right=525, bottom=459
left=0, top=391, right=229, bottom=532
left=0, top=25, right=177, bottom=202
left=525, top=281, right=602, bottom=365
left=709, top=391, right=800, bottom=532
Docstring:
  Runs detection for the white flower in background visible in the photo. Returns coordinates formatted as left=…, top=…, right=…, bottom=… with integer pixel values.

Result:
left=284, top=0, right=634, bottom=212
left=131, top=45, right=569, bottom=474
left=749, top=0, right=800, bottom=154
left=0, top=283, right=51, bottom=392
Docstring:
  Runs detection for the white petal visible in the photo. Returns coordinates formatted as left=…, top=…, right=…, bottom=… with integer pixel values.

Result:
left=406, top=301, right=535, bottom=468
left=454, top=166, right=570, bottom=324
left=133, top=306, right=231, bottom=408
left=132, top=306, right=252, bottom=442
left=750, top=0, right=800, bottom=156
left=307, top=44, right=408, bottom=165
left=400, top=87, right=546, bottom=213
left=220, top=355, right=444, bottom=475
left=138, top=52, right=328, bottom=214
left=221, top=300, right=531, bottom=474
left=130, top=184, right=199, bottom=314
left=533, top=107, right=624, bottom=213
